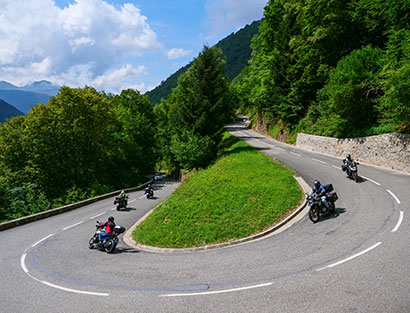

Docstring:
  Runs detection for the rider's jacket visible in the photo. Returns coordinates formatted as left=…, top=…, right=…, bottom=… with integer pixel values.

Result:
left=99, top=221, right=115, bottom=233
left=311, top=185, right=326, bottom=197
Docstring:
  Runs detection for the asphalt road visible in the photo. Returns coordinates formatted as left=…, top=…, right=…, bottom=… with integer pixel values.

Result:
left=1, top=121, right=409, bottom=313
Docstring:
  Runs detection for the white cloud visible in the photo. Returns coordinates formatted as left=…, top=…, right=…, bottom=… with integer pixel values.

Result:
left=0, top=0, right=161, bottom=93
left=205, top=0, right=268, bottom=38
left=167, top=48, right=192, bottom=60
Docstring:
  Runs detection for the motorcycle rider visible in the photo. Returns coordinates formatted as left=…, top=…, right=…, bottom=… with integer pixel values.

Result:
left=343, top=154, right=355, bottom=178
left=97, top=216, right=116, bottom=244
left=310, top=180, right=330, bottom=209
left=118, top=190, right=128, bottom=200
left=145, top=184, right=153, bottom=196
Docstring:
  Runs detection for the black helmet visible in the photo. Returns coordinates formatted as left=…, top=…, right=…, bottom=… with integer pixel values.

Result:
left=108, top=216, right=114, bottom=222
left=314, top=180, right=321, bottom=188
left=346, top=154, right=351, bottom=159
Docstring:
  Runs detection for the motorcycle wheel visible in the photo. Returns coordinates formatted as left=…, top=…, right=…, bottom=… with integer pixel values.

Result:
left=329, top=202, right=336, bottom=214
left=352, top=172, right=358, bottom=182
left=309, top=206, right=320, bottom=223
left=104, top=239, right=115, bottom=253
left=116, top=205, right=120, bottom=211
left=88, top=237, right=95, bottom=249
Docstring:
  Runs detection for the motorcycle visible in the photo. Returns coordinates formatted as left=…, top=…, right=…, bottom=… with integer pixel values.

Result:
left=342, top=161, right=359, bottom=182
left=145, top=187, right=154, bottom=199
left=306, top=184, right=338, bottom=223
left=88, top=222, right=126, bottom=253
left=114, top=196, right=128, bottom=211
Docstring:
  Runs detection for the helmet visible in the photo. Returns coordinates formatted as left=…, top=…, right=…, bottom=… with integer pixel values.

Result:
left=346, top=154, right=351, bottom=159
left=314, top=180, right=321, bottom=188
left=108, top=216, right=114, bottom=222
left=121, top=190, right=125, bottom=194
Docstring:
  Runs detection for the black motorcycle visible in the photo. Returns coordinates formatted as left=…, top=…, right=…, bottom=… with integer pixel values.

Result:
left=306, top=184, right=338, bottom=223
left=145, top=187, right=154, bottom=199
left=88, top=222, right=125, bottom=253
left=114, top=196, right=128, bottom=211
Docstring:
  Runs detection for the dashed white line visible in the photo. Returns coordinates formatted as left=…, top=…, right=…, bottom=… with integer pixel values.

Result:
left=312, top=158, right=327, bottom=165
left=392, top=211, right=404, bottom=233
left=387, top=190, right=401, bottom=204
left=317, top=242, right=382, bottom=271
left=290, top=152, right=301, bottom=156
left=90, top=212, right=105, bottom=220
left=277, top=147, right=286, bottom=151
left=62, top=221, right=84, bottom=230
left=332, top=165, right=340, bottom=170
left=32, top=234, right=54, bottom=247
left=129, top=199, right=136, bottom=203
left=361, top=175, right=381, bottom=186
left=159, top=282, right=273, bottom=297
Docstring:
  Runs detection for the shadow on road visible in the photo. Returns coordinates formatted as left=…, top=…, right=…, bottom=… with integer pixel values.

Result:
left=119, top=207, right=136, bottom=212
left=320, top=207, right=347, bottom=222
left=113, top=247, right=140, bottom=254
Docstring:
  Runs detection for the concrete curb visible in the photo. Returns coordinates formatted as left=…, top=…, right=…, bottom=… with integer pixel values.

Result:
left=123, top=175, right=311, bottom=253
left=0, top=180, right=154, bottom=231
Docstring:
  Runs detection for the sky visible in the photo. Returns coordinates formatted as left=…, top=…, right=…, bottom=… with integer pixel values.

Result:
left=0, top=0, right=268, bottom=94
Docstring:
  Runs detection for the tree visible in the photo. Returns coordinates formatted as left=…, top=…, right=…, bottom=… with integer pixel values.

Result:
left=165, top=46, right=235, bottom=170
left=110, top=89, right=157, bottom=183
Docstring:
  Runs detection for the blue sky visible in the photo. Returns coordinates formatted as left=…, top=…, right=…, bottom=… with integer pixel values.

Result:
left=0, top=0, right=268, bottom=94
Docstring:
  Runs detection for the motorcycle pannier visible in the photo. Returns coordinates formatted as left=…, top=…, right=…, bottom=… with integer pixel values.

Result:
left=324, top=184, right=334, bottom=193
left=114, top=226, right=126, bottom=234
left=329, top=192, right=338, bottom=202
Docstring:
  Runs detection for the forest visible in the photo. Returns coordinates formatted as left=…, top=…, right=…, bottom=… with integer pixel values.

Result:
left=1, top=0, right=409, bottom=222
left=235, top=0, right=410, bottom=140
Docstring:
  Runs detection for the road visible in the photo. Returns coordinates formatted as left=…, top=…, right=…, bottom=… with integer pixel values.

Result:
left=1, top=121, right=409, bottom=313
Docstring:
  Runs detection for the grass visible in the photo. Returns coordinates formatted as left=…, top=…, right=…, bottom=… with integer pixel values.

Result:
left=132, top=133, right=303, bottom=248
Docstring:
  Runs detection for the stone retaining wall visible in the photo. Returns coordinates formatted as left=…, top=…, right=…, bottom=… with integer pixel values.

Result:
left=296, top=133, right=410, bottom=174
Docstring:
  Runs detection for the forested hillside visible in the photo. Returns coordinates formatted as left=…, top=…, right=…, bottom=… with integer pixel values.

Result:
left=0, top=87, right=156, bottom=222
left=147, top=20, right=260, bottom=105
left=235, top=0, right=410, bottom=140
left=0, top=99, right=24, bottom=122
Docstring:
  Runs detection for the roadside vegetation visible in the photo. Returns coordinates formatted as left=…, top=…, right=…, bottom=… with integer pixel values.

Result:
left=132, top=133, right=303, bottom=248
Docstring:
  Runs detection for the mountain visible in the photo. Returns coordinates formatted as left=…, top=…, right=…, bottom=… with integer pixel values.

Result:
left=0, top=80, right=60, bottom=113
left=21, top=80, right=60, bottom=97
left=146, top=20, right=261, bottom=105
left=0, top=99, right=24, bottom=123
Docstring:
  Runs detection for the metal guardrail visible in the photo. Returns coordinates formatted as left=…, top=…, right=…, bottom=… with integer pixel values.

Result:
left=0, top=180, right=153, bottom=231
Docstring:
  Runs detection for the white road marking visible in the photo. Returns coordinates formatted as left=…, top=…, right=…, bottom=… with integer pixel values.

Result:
left=21, top=252, right=110, bottom=296
left=159, top=282, right=273, bottom=297
left=317, top=242, right=382, bottom=271
left=90, top=212, right=105, bottom=220
left=41, top=280, right=110, bottom=296
left=290, top=152, right=301, bottom=156
left=361, top=175, right=381, bottom=186
left=332, top=165, right=341, bottom=170
left=62, top=221, right=84, bottom=230
left=21, top=254, right=29, bottom=273
left=139, top=195, right=146, bottom=199
left=277, top=147, right=286, bottom=151
left=312, top=158, right=327, bottom=165
left=129, top=199, right=136, bottom=203
left=32, top=234, right=54, bottom=247
left=392, top=211, right=404, bottom=233
left=111, top=207, right=116, bottom=211
left=387, top=190, right=401, bottom=204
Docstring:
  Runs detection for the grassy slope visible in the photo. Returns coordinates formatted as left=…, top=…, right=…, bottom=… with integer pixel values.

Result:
left=133, top=134, right=303, bottom=248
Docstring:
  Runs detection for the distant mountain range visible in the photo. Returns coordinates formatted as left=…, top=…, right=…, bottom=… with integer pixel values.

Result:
left=146, top=20, right=261, bottom=105
left=0, top=80, right=60, bottom=114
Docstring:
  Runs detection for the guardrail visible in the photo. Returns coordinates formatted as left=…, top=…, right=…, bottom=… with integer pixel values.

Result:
left=0, top=180, right=153, bottom=231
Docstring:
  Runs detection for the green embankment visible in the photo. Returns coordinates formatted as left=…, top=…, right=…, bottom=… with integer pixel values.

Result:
left=132, top=133, right=303, bottom=248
